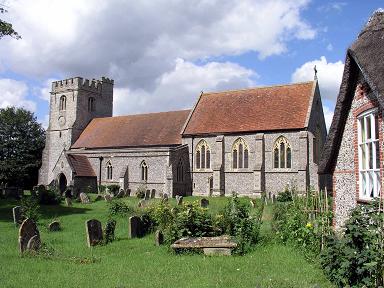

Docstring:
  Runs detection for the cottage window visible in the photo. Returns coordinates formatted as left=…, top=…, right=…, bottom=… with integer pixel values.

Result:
left=88, top=97, right=95, bottom=112
left=358, top=109, right=380, bottom=199
left=273, top=136, right=292, bottom=169
left=195, top=140, right=211, bottom=170
left=59, top=95, right=66, bottom=111
left=106, top=161, right=113, bottom=180
left=177, top=159, right=184, bottom=182
left=232, top=138, right=249, bottom=169
left=141, top=161, right=148, bottom=182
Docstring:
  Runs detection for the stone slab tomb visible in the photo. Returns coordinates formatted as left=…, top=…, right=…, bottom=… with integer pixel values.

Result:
left=18, top=218, right=41, bottom=253
left=129, top=216, right=143, bottom=238
left=13, top=206, right=23, bottom=225
left=85, top=219, right=103, bottom=247
left=80, top=192, right=90, bottom=204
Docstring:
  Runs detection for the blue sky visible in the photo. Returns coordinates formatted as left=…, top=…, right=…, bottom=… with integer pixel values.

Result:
left=0, top=0, right=382, bottom=129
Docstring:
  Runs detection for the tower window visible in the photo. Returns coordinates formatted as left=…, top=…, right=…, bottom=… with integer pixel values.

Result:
left=59, top=95, right=66, bottom=111
left=232, top=138, right=249, bottom=169
left=141, top=161, right=148, bottom=182
left=88, top=97, right=95, bottom=112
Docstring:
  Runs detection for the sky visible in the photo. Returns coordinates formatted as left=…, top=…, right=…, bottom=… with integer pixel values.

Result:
left=0, top=0, right=382, bottom=130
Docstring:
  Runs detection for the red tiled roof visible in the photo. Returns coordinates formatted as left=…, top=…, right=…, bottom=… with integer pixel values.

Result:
left=72, top=110, right=190, bottom=149
left=183, top=82, right=315, bottom=135
left=67, top=154, right=96, bottom=177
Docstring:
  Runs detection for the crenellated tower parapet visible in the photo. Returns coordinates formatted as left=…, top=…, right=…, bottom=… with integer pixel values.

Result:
left=52, top=77, right=114, bottom=93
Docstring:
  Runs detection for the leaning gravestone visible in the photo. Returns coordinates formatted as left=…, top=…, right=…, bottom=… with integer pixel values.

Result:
left=125, top=189, right=131, bottom=197
left=138, top=199, right=146, bottom=208
left=13, top=206, right=22, bottom=226
left=80, top=192, right=90, bottom=204
left=116, top=189, right=124, bottom=198
left=155, top=230, right=164, bottom=246
left=27, top=234, right=41, bottom=251
left=85, top=219, right=103, bottom=247
left=145, top=190, right=150, bottom=200
left=161, top=193, right=169, bottom=203
left=200, top=198, right=209, bottom=208
left=150, top=189, right=156, bottom=199
left=129, top=216, right=143, bottom=238
left=104, top=194, right=113, bottom=202
left=19, top=218, right=40, bottom=253
left=48, top=221, right=61, bottom=232
left=176, top=195, right=183, bottom=206
left=65, top=197, right=72, bottom=207
left=105, top=219, right=117, bottom=244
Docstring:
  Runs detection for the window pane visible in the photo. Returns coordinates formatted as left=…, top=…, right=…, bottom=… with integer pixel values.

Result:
left=361, top=144, right=366, bottom=169
left=369, top=172, right=374, bottom=198
left=287, top=147, right=291, bottom=168
left=367, top=116, right=372, bottom=140
left=280, top=143, right=285, bottom=168
left=361, top=119, right=366, bottom=142
left=196, top=151, right=200, bottom=169
left=206, top=150, right=210, bottom=169
left=239, top=144, right=243, bottom=168
left=274, top=148, right=279, bottom=168
left=233, top=150, right=237, bottom=169
left=362, top=172, right=367, bottom=196
left=244, top=149, right=248, bottom=168
left=369, top=143, right=373, bottom=169
left=201, top=146, right=205, bottom=169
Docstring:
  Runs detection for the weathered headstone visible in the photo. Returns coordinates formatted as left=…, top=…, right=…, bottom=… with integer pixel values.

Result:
left=105, top=219, right=116, bottom=244
left=26, top=235, right=41, bottom=251
left=250, top=199, right=256, bottom=208
left=116, top=189, right=124, bottom=198
left=13, top=206, right=22, bottom=225
left=176, top=195, right=183, bottom=206
left=138, top=199, right=146, bottom=208
left=161, top=193, right=169, bottom=203
left=80, top=192, right=90, bottom=204
left=155, top=230, right=164, bottom=246
left=48, top=221, right=61, bottom=232
left=145, top=190, right=150, bottom=200
left=104, top=194, right=113, bottom=202
left=125, top=189, right=131, bottom=197
left=19, top=218, right=40, bottom=253
left=150, top=189, right=156, bottom=199
left=65, top=197, right=72, bottom=207
left=85, top=219, right=103, bottom=247
left=200, top=198, right=209, bottom=208
left=94, top=195, right=103, bottom=201
left=129, top=216, right=143, bottom=238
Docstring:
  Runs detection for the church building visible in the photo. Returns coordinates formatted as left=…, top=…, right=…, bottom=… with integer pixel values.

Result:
left=39, top=75, right=327, bottom=198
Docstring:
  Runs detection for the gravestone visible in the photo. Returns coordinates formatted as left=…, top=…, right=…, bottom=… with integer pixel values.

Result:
left=65, top=197, right=72, bottom=207
left=31, top=186, right=38, bottom=197
left=85, top=219, right=103, bottom=247
left=200, top=198, right=209, bottom=208
left=104, top=194, right=113, bottom=202
left=155, top=230, right=164, bottom=246
left=94, top=195, right=103, bottom=201
left=125, top=189, right=131, bottom=197
left=176, top=195, right=183, bottom=206
left=13, top=206, right=22, bottom=225
left=105, top=219, right=116, bottom=244
left=18, top=218, right=40, bottom=253
left=26, top=234, right=41, bottom=251
left=116, top=189, right=124, bottom=198
left=138, top=199, right=146, bottom=208
left=145, top=190, right=150, bottom=200
left=80, top=192, right=90, bottom=204
left=150, top=189, right=156, bottom=199
left=48, top=221, right=61, bottom=232
left=129, top=216, right=143, bottom=238
left=161, top=193, right=169, bottom=203
left=250, top=199, right=256, bottom=208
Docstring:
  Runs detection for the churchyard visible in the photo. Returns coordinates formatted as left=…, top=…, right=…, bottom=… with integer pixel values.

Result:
left=0, top=194, right=334, bottom=288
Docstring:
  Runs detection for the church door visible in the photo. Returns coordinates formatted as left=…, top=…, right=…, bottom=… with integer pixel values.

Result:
left=58, top=173, right=67, bottom=194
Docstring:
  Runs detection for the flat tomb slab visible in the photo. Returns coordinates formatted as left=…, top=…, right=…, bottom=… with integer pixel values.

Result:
left=171, top=235, right=237, bottom=250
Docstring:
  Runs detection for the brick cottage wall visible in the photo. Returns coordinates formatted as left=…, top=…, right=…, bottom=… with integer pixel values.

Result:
left=333, top=80, right=382, bottom=229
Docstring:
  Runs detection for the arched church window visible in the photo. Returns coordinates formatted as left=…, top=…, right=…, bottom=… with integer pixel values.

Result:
left=232, top=138, right=249, bottom=169
left=177, top=159, right=184, bottom=182
left=141, top=161, right=148, bottom=182
left=273, top=136, right=292, bottom=169
left=106, top=161, right=113, bottom=180
left=59, top=95, right=66, bottom=111
left=88, top=97, right=95, bottom=112
left=195, top=140, right=211, bottom=170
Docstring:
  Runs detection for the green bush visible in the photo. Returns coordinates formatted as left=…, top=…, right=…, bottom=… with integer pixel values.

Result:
left=320, top=200, right=384, bottom=287
left=21, top=196, right=40, bottom=222
left=108, top=200, right=131, bottom=218
left=107, top=184, right=120, bottom=196
left=276, top=186, right=293, bottom=202
left=38, top=187, right=62, bottom=205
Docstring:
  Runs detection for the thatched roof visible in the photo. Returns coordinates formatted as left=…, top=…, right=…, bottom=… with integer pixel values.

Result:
left=319, top=10, right=384, bottom=174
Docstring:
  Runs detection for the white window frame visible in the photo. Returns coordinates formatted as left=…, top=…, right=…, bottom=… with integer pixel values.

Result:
left=358, top=108, right=381, bottom=200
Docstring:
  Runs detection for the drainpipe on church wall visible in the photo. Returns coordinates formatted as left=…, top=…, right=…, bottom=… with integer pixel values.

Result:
left=98, top=156, right=103, bottom=193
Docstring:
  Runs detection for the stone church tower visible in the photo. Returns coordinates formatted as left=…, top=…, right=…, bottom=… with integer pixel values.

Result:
left=38, top=77, right=114, bottom=187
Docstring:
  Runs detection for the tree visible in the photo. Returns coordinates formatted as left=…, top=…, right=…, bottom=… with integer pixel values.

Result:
left=0, top=7, right=21, bottom=39
left=0, top=107, right=45, bottom=189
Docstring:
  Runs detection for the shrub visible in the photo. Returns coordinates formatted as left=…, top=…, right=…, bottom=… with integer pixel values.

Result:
left=320, top=200, right=384, bottom=287
left=104, top=219, right=117, bottom=244
left=108, top=200, right=131, bottom=218
left=276, top=186, right=293, bottom=202
left=38, top=187, right=62, bottom=205
left=107, top=184, right=120, bottom=196
left=135, top=184, right=146, bottom=199
left=21, top=196, right=40, bottom=222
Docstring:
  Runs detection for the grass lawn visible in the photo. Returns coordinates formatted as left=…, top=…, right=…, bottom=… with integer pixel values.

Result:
left=0, top=196, right=334, bottom=288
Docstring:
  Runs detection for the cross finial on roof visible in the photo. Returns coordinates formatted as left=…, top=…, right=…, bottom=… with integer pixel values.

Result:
left=200, top=90, right=204, bottom=96
left=314, top=65, right=318, bottom=80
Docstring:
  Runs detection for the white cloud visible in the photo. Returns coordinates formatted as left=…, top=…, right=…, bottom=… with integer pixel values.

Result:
left=323, top=105, right=334, bottom=131
left=33, top=78, right=57, bottom=101
left=0, top=79, right=36, bottom=111
left=114, top=59, right=256, bottom=115
left=291, top=56, right=344, bottom=103
left=326, top=43, right=333, bottom=51
left=1, top=0, right=315, bottom=91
